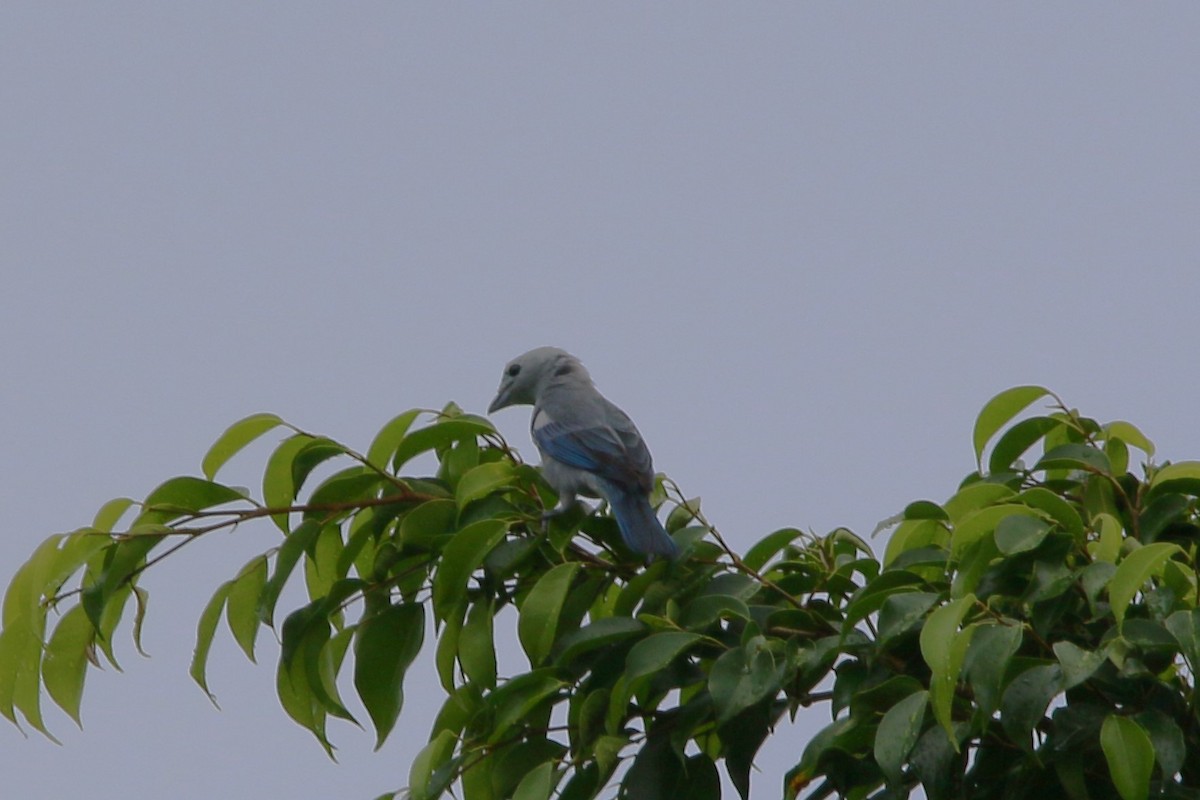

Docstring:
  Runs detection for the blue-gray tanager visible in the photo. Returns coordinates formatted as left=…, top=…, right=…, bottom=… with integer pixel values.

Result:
left=488, top=347, right=678, bottom=560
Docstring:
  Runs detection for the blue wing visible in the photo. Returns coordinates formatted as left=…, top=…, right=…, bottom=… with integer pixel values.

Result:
left=533, top=411, right=652, bottom=491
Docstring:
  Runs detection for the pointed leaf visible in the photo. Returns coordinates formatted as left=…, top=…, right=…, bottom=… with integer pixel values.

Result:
left=259, top=519, right=323, bottom=628
left=874, top=689, right=928, bottom=785
left=973, top=386, right=1050, bottom=466
left=518, top=563, right=580, bottom=666
left=202, top=412, right=285, bottom=480
left=190, top=581, right=233, bottom=704
left=367, top=409, right=423, bottom=471
left=919, top=594, right=975, bottom=744
left=354, top=603, right=425, bottom=749
left=1110, top=543, right=1180, bottom=626
left=41, top=606, right=94, bottom=727
left=624, top=632, right=704, bottom=685
left=431, top=519, right=508, bottom=622
left=226, top=555, right=268, bottom=662
left=455, top=461, right=518, bottom=509
left=1101, top=715, right=1154, bottom=800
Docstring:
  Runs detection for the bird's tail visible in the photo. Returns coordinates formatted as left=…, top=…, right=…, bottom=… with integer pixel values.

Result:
left=606, top=485, right=679, bottom=561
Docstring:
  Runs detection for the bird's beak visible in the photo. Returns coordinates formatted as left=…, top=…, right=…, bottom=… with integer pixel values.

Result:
left=487, top=387, right=509, bottom=414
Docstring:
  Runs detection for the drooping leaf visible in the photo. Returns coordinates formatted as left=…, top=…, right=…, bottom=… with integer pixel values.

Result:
left=259, top=519, right=323, bottom=628
left=226, top=555, right=268, bottom=662
left=354, top=603, right=425, bottom=749
left=961, top=622, right=1022, bottom=718
left=1101, top=715, right=1154, bottom=800
left=1000, top=664, right=1062, bottom=745
left=41, top=606, right=94, bottom=727
left=743, top=527, right=803, bottom=571
left=202, top=412, right=285, bottom=480
left=135, top=476, right=247, bottom=524
left=623, top=632, right=704, bottom=686
left=459, top=599, right=497, bottom=689
left=919, top=594, right=975, bottom=744
left=709, top=637, right=781, bottom=724
left=1053, top=641, right=1107, bottom=689
left=874, top=689, right=928, bottom=785
left=1110, top=543, right=1180, bottom=627
left=190, top=580, right=233, bottom=705
left=431, top=519, right=508, bottom=622
left=518, top=563, right=580, bottom=667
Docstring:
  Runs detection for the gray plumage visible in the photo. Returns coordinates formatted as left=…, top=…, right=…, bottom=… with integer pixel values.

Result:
left=487, top=347, right=678, bottom=560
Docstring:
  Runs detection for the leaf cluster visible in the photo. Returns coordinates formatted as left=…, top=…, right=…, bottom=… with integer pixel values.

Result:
left=3, top=388, right=1200, bottom=800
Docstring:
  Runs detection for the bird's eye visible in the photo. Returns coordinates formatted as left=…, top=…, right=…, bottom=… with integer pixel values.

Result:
left=506, top=364, right=521, bottom=377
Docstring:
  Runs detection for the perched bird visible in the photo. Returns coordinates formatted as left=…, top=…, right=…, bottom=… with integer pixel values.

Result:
left=488, top=347, right=679, bottom=560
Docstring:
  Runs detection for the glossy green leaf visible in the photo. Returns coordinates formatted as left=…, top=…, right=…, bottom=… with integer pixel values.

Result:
left=190, top=580, right=233, bottom=705
left=709, top=636, right=780, bottom=724
left=367, top=409, right=423, bottom=470
left=408, top=729, right=458, bottom=800
left=354, top=603, right=425, bottom=749
left=950, top=504, right=1040, bottom=558
left=962, top=622, right=1022, bottom=717
left=202, top=412, right=285, bottom=480
left=1165, top=609, right=1200, bottom=672
left=226, top=555, right=268, bottom=662
left=431, top=519, right=507, bottom=622
left=518, top=563, right=580, bottom=667
left=41, top=605, right=94, bottom=727
left=987, top=415, right=1063, bottom=473
left=455, top=460, right=518, bottom=509
left=874, top=689, right=928, bottom=785
left=994, top=515, right=1052, bottom=555
left=486, top=670, right=564, bottom=744
left=919, top=594, right=975, bottom=744
left=393, top=418, right=494, bottom=472
left=1105, top=420, right=1155, bottom=457
left=263, top=434, right=318, bottom=531
left=259, top=519, right=323, bottom=628
left=1110, top=543, right=1180, bottom=627
left=1033, top=443, right=1111, bottom=475
left=1149, top=461, right=1200, bottom=497
left=459, top=599, right=497, bottom=689
left=1053, top=641, right=1107, bottom=689
left=743, top=527, right=803, bottom=571
left=624, top=631, right=704, bottom=685
left=1101, top=715, right=1154, bottom=800
left=973, top=385, right=1051, bottom=466
left=1000, top=664, right=1062, bottom=745
left=512, top=760, right=558, bottom=800
left=554, top=617, right=647, bottom=665
left=92, top=498, right=135, bottom=532
left=135, top=476, right=246, bottom=524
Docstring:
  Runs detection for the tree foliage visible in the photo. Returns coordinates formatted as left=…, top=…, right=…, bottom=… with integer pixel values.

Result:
left=3, top=388, right=1199, bottom=799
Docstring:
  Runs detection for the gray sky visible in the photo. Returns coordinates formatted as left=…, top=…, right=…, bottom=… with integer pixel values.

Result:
left=3, top=4, right=1199, bottom=798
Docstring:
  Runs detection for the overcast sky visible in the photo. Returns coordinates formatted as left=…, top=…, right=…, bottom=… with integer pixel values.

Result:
left=3, top=5, right=1199, bottom=799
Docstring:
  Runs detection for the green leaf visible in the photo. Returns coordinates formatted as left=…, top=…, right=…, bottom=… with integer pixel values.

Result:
left=226, top=555, right=268, bottom=662
left=1101, top=715, right=1154, bottom=800
left=512, top=760, right=558, bottom=800
left=1105, top=420, right=1155, bottom=457
left=950, top=504, right=1041, bottom=558
left=190, top=581, right=233, bottom=705
left=1000, top=664, right=1062, bottom=745
left=1033, top=443, right=1111, bottom=475
left=431, top=519, right=508, bottom=622
left=994, top=515, right=1052, bottom=555
left=973, top=385, right=1050, bottom=466
left=742, top=527, right=803, bottom=572
left=259, top=519, right=323, bottom=628
left=987, top=416, right=1063, bottom=473
left=877, top=592, right=939, bottom=645
left=486, top=671, right=564, bottom=744
left=459, top=599, right=497, bottom=689
left=1053, top=641, right=1107, bottom=689
left=962, top=622, right=1022, bottom=717
left=1110, top=543, right=1180, bottom=627
left=554, top=617, right=647, bottom=665
left=1133, top=708, right=1184, bottom=780
left=874, top=689, right=928, bottom=785
left=709, top=637, right=781, bottom=724
left=393, top=418, right=494, bottom=472
left=135, top=476, right=246, bottom=524
left=398, top=499, right=458, bottom=550
left=202, top=412, right=285, bottom=480
left=262, top=434, right=318, bottom=532
left=408, top=729, right=458, bottom=800
left=367, top=409, right=423, bottom=470
left=1087, top=512, right=1123, bottom=563
left=919, top=594, right=975, bottom=745
left=1149, top=460, right=1200, bottom=497
left=354, top=603, right=425, bottom=750
left=1165, top=609, right=1200, bottom=672
left=455, top=461, right=518, bottom=509
left=41, top=605, right=94, bottom=727
left=92, top=498, right=135, bottom=532
left=518, top=563, right=581, bottom=667
left=624, top=632, right=704, bottom=686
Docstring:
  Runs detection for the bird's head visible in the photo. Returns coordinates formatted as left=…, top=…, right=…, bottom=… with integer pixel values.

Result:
left=488, top=346, right=586, bottom=413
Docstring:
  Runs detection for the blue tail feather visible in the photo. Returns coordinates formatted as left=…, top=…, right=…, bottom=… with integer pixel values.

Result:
left=606, top=485, right=678, bottom=560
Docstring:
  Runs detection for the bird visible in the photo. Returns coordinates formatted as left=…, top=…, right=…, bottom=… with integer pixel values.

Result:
left=487, top=347, right=679, bottom=560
